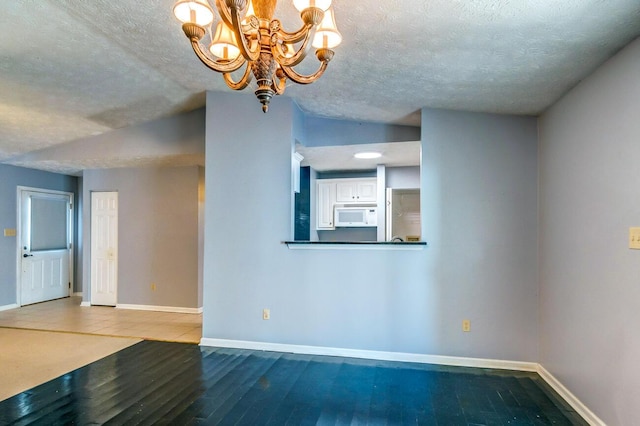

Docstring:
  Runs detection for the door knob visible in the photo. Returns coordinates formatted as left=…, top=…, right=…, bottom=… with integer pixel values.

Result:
left=23, top=254, right=33, bottom=258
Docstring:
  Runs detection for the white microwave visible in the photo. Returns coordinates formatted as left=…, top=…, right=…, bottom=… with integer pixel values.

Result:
left=334, top=207, right=377, bottom=227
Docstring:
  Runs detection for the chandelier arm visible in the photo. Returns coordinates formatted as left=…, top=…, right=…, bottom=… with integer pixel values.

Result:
left=214, top=0, right=234, bottom=28
left=271, top=70, right=287, bottom=95
left=214, top=0, right=260, bottom=62
left=271, top=26, right=317, bottom=68
left=223, top=63, right=253, bottom=90
left=279, top=61, right=328, bottom=85
left=275, top=22, right=314, bottom=44
left=190, top=39, right=246, bottom=73
left=230, top=6, right=261, bottom=62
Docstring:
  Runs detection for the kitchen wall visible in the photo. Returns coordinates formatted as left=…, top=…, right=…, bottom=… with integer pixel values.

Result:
left=299, top=116, right=420, bottom=147
left=82, top=166, right=202, bottom=309
left=317, top=228, right=378, bottom=242
left=203, top=92, right=538, bottom=361
left=0, top=164, right=77, bottom=308
left=387, top=166, right=420, bottom=189
left=538, top=36, right=640, bottom=425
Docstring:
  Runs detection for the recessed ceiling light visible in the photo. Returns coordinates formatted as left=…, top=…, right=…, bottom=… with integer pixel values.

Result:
left=354, top=151, right=382, bottom=159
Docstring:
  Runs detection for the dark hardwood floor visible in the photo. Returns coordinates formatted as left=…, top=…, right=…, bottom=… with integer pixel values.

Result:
left=0, top=341, right=587, bottom=425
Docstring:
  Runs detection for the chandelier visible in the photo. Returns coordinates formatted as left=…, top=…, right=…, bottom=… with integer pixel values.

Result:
left=172, top=0, right=342, bottom=112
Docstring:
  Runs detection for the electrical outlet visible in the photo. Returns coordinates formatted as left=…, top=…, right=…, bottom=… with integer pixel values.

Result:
left=263, top=308, right=270, bottom=320
left=462, top=319, right=471, bottom=332
left=629, top=227, right=640, bottom=249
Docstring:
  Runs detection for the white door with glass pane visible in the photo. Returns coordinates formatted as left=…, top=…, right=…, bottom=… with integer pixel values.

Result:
left=19, top=189, right=73, bottom=306
left=91, top=192, right=118, bottom=306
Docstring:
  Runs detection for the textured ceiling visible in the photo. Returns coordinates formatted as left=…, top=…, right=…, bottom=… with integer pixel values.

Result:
left=1, top=0, right=640, bottom=172
left=296, top=141, right=421, bottom=172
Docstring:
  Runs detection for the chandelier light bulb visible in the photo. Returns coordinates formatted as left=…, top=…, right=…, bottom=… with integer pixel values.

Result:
left=293, top=0, right=332, bottom=12
left=242, top=0, right=255, bottom=26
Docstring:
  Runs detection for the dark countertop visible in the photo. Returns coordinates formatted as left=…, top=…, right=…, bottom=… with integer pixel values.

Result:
left=283, top=241, right=427, bottom=248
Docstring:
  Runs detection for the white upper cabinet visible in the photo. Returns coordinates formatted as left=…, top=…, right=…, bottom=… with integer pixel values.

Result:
left=336, top=181, right=356, bottom=203
left=356, top=180, right=377, bottom=202
left=335, top=178, right=377, bottom=203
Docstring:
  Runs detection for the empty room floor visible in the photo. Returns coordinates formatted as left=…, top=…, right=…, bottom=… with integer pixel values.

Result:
left=0, top=296, right=202, bottom=343
left=0, top=301, right=588, bottom=424
left=0, top=341, right=588, bottom=425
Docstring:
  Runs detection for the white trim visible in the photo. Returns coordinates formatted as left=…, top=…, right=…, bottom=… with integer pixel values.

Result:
left=80, top=301, right=91, bottom=307
left=0, top=303, right=19, bottom=312
left=72, top=292, right=83, bottom=297
left=537, top=365, right=605, bottom=426
left=116, top=303, right=203, bottom=314
left=199, top=338, right=537, bottom=371
left=15, top=189, right=20, bottom=307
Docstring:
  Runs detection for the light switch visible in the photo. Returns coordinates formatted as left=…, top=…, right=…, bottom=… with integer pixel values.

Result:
left=4, top=228, right=16, bottom=237
left=629, top=227, right=640, bottom=249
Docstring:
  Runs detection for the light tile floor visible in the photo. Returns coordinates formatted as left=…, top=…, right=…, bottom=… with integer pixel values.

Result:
left=0, top=297, right=202, bottom=343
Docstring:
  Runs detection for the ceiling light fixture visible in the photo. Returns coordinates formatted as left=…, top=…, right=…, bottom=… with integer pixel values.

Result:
left=354, top=152, right=382, bottom=159
left=173, top=0, right=342, bottom=113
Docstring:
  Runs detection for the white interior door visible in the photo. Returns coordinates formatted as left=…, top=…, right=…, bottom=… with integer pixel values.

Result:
left=91, top=192, right=118, bottom=306
left=19, top=189, right=73, bottom=306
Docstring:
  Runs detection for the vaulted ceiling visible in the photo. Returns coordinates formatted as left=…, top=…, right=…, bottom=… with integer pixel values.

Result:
left=1, top=1, right=639, bottom=171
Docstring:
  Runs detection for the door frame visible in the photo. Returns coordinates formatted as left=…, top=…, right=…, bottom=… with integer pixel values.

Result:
left=16, top=186, right=75, bottom=307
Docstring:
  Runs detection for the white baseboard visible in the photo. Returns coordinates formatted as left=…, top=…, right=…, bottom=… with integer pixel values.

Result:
left=537, top=365, right=605, bottom=426
left=116, top=303, right=203, bottom=314
left=199, top=338, right=538, bottom=372
left=0, top=303, right=19, bottom=312
left=72, top=292, right=83, bottom=297
left=80, top=301, right=91, bottom=307
left=200, top=338, right=602, bottom=425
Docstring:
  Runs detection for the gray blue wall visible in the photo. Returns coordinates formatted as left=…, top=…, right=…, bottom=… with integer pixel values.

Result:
left=203, top=92, right=538, bottom=361
left=421, top=109, right=539, bottom=360
left=539, top=36, right=640, bottom=425
left=0, top=164, right=77, bottom=307
left=82, top=166, right=202, bottom=308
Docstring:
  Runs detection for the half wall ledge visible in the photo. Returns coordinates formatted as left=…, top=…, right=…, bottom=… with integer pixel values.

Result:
left=283, top=241, right=427, bottom=250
